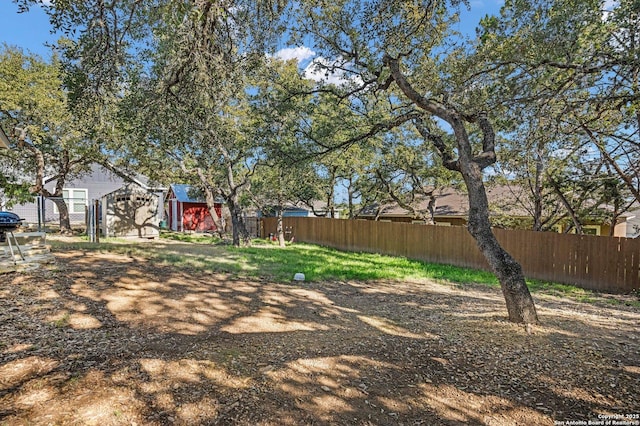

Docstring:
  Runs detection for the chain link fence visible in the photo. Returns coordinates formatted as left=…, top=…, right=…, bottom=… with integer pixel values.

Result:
left=5, top=196, right=89, bottom=231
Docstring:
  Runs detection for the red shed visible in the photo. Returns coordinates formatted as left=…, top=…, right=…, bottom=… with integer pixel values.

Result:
left=166, top=184, right=223, bottom=232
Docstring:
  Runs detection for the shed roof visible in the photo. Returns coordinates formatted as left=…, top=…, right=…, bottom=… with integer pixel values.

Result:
left=102, top=182, right=160, bottom=199
left=169, top=184, right=204, bottom=203
left=0, top=126, right=10, bottom=149
left=168, top=184, right=224, bottom=204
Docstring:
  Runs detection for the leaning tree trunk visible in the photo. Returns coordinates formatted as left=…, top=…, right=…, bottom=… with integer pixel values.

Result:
left=196, top=171, right=226, bottom=239
left=202, top=187, right=225, bottom=239
left=452, top=117, right=538, bottom=325
left=532, top=147, right=545, bottom=231
left=51, top=198, right=72, bottom=234
left=385, top=54, right=539, bottom=325
left=462, top=161, right=539, bottom=325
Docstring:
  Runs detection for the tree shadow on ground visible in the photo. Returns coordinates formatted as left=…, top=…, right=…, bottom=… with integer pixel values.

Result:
left=1, top=241, right=638, bottom=425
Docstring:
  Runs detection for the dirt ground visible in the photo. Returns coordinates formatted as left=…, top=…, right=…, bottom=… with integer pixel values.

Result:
left=1, top=239, right=639, bottom=425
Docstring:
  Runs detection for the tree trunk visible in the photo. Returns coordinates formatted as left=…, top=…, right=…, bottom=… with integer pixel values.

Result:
left=532, top=148, right=544, bottom=231
left=385, top=55, right=539, bottom=325
left=51, top=198, right=72, bottom=234
left=454, top=118, right=538, bottom=325
left=347, top=178, right=355, bottom=219
left=195, top=169, right=226, bottom=238
left=550, top=178, right=583, bottom=234
left=276, top=208, right=286, bottom=247
left=202, top=186, right=225, bottom=238
left=227, top=196, right=250, bottom=247
left=463, top=162, right=539, bottom=325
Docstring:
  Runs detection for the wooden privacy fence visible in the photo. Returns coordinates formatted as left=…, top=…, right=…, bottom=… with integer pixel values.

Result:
left=261, top=217, right=640, bottom=293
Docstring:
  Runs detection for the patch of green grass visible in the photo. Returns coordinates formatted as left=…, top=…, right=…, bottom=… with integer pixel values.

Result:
left=53, top=312, right=70, bottom=328
left=227, top=242, right=500, bottom=284
left=602, top=297, right=640, bottom=308
left=160, top=230, right=222, bottom=244
left=525, top=279, right=602, bottom=302
left=626, top=300, right=640, bottom=308
left=51, top=235, right=635, bottom=305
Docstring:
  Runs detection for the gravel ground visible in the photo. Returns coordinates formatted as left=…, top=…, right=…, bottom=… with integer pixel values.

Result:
left=1, top=241, right=639, bottom=425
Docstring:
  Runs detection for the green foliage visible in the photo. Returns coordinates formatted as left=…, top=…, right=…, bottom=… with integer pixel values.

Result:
left=0, top=173, right=33, bottom=207
left=0, top=45, right=90, bottom=222
left=476, top=0, right=640, bottom=230
left=248, top=58, right=323, bottom=214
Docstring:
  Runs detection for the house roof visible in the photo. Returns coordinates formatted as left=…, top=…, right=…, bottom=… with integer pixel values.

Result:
left=285, top=200, right=333, bottom=212
left=41, top=162, right=166, bottom=193
left=0, top=126, right=10, bottom=149
left=358, top=186, right=533, bottom=219
left=358, top=185, right=640, bottom=222
left=89, top=162, right=166, bottom=192
left=168, top=184, right=224, bottom=204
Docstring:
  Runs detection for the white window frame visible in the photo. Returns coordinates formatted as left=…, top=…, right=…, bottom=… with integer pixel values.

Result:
left=53, top=188, right=89, bottom=214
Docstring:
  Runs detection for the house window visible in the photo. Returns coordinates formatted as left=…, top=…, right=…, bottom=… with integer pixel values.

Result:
left=54, top=188, right=88, bottom=214
left=582, top=226, right=601, bottom=236
left=568, top=225, right=601, bottom=236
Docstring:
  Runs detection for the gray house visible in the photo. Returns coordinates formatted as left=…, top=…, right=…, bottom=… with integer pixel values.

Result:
left=7, top=163, right=165, bottom=230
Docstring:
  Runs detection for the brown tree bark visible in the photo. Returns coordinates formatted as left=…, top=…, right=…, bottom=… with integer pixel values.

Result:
left=26, top=144, right=74, bottom=234
left=276, top=208, right=286, bottom=247
left=200, top=182, right=226, bottom=238
left=385, top=55, right=538, bottom=325
left=51, top=198, right=72, bottom=234
left=227, top=194, right=251, bottom=247
left=532, top=147, right=545, bottom=232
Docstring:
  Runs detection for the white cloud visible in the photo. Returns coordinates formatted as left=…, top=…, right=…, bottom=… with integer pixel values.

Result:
left=302, top=56, right=363, bottom=87
left=271, top=48, right=363, bottom=88
left=601, top=0, right=619, bottom=20
left=273, top=46, right=316, bottom=64
left=39, top=0, right=53, bottom=5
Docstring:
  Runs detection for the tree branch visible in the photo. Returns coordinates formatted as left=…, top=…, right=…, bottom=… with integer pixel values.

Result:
left=413, top=117, right=459, bottom=172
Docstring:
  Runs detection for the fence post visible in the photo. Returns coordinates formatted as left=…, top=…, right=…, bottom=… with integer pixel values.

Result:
left=95, top=199, right=100, bottom=243
left=37, top=195, right=43, bottom=232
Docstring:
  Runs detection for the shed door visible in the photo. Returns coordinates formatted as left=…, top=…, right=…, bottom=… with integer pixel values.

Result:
left=134, top=195, right=157, bottom=237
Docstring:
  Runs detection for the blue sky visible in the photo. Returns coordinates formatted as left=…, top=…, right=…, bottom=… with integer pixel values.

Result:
left=0, top=0, right=504, bottom=61
left=0, top=1, right=56, bottom=58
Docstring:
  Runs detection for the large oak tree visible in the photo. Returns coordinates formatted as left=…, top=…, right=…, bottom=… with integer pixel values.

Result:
left=0, top=46, right=92, bottom=232
left=292, top=0, right=539, bottom=324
